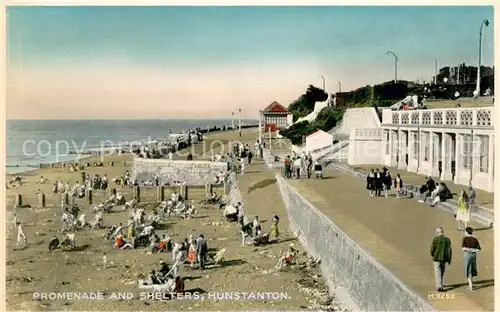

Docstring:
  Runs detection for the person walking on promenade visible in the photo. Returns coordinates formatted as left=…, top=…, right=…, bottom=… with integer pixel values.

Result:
left=306, top=156, right=313, bottom=179
left=394, top=174, right=404, bottom=199
left=468, top=186, right=476, bottom=213
left=456, top=190, right=470, bottom=231
left=383, top=170, right=392, bottom=198
left=293, top=156, right=301, bottom=179
left=374, top=168, right=383, bottom=197
left=284, top=156, right=291, bottom=179
left=366, top=169, right=375, bottom=198
left=430, top=227, right=452, bottom=292
left=462, top=227, right=481, bottom=291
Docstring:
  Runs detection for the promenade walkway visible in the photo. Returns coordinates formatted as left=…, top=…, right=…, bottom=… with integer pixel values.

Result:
left=353, top=164, right=494, bottom=211
left=286, top=167, right=494, bottom=311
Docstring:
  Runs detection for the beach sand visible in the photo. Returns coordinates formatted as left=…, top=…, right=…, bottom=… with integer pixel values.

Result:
left=6, top=129, right=334, bottom=311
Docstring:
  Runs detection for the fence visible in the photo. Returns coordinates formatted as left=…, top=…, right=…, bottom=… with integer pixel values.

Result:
left=275, top=173, right=435, bottom=311
left=7, top=184, right=225, bottom=209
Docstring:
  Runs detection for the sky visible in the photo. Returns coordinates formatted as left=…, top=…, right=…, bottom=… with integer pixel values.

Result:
left=6, top=6, right=495, bottom=119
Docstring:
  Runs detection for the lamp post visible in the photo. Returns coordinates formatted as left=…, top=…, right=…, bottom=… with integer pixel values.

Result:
left=476, top=19, right=490, bottom=96
left=337, top=80, right=342, bottom=93
left=320, top=75, right=325, bottom=91
left=386, top=50, right=398, bottom=83
left=238, top=108, right=242, bottom=137
left=231, top=112, right=235, bottom=131
left=434, top=58, right=438, bottom=85
left=258, top=110, right=263, bottom=144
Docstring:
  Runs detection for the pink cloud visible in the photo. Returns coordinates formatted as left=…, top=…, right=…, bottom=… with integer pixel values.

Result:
left=6, top=60, right=428, bottom=119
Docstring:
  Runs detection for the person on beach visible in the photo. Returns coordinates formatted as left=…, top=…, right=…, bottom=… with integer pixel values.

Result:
left=394, top=174, right=404, bottom=199
left=270, top=215, right=280, bottom=242
left=239, top=158, right=245, bottom=175
left=127, top=222, right=135, bottom=242
left=253, top=216, right=262, bottom=237
left=366, top=169, right=375, bottom=198
left=16, top=221, right=26, bottom=248
left=462, top=227, right=481, bottom=291
left=196, top=234, right=208, bottom=270
left=456, top=190, right=470, bottom=231
left=430, top=227, right=452, bottom=292
left=187, top=242, right=196, bottom=267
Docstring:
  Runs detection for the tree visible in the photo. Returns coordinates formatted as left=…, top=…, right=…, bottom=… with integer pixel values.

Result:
left=288, top=85, right=328, bottom=121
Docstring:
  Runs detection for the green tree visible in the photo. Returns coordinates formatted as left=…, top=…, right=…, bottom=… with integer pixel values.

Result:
left=288, top=85, right=328, bottom=121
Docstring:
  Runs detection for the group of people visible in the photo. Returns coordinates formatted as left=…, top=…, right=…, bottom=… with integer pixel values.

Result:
left=283, top=152, right=316, bottom=179
left=366, top=167, right=405, bottom=198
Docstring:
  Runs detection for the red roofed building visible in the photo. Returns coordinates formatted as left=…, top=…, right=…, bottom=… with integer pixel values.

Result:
left=261, top=101, right=292, bottom=132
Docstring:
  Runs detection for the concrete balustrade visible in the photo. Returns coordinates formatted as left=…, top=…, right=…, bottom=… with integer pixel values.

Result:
left=383, top=107, right=493, bottom=128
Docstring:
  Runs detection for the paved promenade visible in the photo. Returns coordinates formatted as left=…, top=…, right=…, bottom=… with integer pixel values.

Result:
left=354, top=164, right=494, bottom=211
left=286, top=167, right=494, bottom=311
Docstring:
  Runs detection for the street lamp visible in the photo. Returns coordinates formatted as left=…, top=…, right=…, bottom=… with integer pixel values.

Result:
left=258, top=110, right=263, bottom=144
left=238, top=108, right=242, bottom=137
left=476, top=19, right=489, bottom=96
left=231, top=112, right=235, bottom=131
left=386, top=50, right=398, bottom=83
left=337, top=80, right=342, bottom=93
left=319, top=75, right=325, bottom=91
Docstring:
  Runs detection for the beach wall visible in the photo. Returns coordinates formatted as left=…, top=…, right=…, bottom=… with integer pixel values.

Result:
left=274, top=173, right=434, bottom=312
left=132, top=158, right=227, bottom=186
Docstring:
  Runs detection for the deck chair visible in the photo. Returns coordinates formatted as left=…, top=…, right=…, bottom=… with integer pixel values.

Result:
left=212, top=248, right=226, bottom=265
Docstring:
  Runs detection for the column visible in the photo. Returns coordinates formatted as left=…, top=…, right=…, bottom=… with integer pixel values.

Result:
left=471, top=134, right=481, bottom=186
left=397, top=130, right=407, bottom=170
left=454, top=134, right=463, bottom=184
left=390, top=130, right=398, bottom=167
left=487, top=134, right=494, bottom=192
left=440, top=133, right=453, bottom=181
left=430, top=132, right=440, bottom=177
left=407, top=131, right=414, bottom=169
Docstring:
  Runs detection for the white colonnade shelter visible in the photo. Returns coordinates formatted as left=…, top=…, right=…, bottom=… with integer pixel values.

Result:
left=380, top=107, right=494, bottom=192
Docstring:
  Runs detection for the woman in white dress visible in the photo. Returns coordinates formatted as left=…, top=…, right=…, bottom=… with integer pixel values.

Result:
left=456, top=190, right=470, bottom=230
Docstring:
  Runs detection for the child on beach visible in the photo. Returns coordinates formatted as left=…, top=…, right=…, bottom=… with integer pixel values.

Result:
left=270, top=215, right=280, bottom=242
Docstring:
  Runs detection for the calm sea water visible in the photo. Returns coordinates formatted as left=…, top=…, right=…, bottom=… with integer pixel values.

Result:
left=6, top=119, right=254, bottom=174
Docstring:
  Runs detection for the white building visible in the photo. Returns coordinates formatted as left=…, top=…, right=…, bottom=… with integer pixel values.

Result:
left=346, top=106, right=494, bottom=192
left=305, top=129, right=334, bottom=153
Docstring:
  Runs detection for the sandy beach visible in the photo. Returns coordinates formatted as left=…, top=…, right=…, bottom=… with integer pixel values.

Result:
left=6, top=128, right=339, bottom=311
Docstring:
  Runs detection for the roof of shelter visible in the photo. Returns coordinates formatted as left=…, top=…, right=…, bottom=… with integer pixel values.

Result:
left=263, top=101, right=289, bottom=113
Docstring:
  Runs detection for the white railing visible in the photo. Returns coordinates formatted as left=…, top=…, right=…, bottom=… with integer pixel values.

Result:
left=382, top=107, right=493, bottom=127
left=350, top=128, right=383, bottom=140
left=314, top=140, right=349, bottom=161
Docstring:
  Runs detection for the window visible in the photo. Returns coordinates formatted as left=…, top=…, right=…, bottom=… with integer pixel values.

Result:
left=385, top=131, right=390, bottom=155
left=462, top=134, right=472, bottom=170
left=479, top=135, right=489, bottom=173
left=412, top=132, right=419, bottom=160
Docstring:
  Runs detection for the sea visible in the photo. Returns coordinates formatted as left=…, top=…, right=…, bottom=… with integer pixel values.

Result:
left=6, top=119, right=256, bottom=175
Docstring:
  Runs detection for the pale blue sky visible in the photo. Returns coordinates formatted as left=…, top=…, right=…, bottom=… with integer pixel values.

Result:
left=6, top=6, right=495, bottom=119
left=7, top=6, right=495, bottom=67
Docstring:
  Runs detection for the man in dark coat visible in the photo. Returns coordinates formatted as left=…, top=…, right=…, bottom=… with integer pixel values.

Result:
left=196, top=234, right=208, bottom=270
left=430, top=227, right=452, bottom=292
